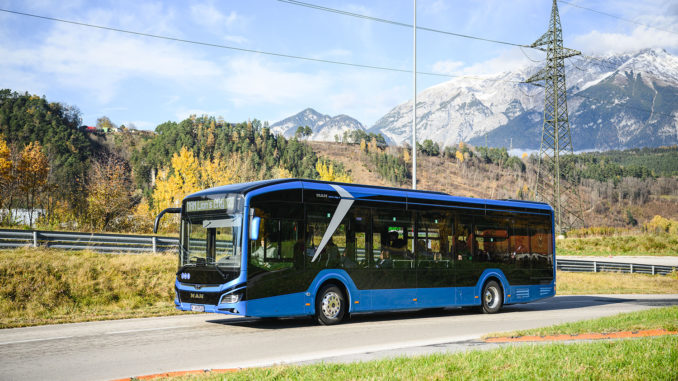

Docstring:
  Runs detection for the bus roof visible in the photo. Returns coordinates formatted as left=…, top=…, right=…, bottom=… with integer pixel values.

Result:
left=185, top=178, right=553, bottom=213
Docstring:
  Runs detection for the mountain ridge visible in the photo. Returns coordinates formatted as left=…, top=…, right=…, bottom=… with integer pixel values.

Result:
left=270, top=108, right=365, bottom=141
left=371, top=48, right=678, bottom=150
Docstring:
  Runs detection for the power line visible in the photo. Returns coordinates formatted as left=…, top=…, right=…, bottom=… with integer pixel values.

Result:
left=0, top=7, right=455, bottom=78
left=2, top=7, right=671, bottom=122
left=558, top=0, right=678, bottom=35
left=277, top=0, right=532, bottom=49
left=279, top=0, right=670, bottom=83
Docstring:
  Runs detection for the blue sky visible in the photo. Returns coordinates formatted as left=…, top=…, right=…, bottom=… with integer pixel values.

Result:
left=1, top=0, right=676, bottom=130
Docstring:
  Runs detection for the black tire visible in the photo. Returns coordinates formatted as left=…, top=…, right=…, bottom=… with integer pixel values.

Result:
left=480, top=280, right=503, bottom=314
left=315, top=284, right=346, bottom=325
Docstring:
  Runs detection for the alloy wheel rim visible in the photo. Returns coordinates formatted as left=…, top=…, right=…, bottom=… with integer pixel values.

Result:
left=485, top=287, right=499, bottom=309
left=322, top=291, right=341, bottom=318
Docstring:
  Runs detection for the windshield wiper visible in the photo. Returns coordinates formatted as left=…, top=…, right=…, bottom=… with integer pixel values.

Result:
left=209, top=261, right=228, bottom=280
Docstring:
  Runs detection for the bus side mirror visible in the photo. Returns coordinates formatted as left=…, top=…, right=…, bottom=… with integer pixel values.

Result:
left=250, top=216, right=261, bottom=241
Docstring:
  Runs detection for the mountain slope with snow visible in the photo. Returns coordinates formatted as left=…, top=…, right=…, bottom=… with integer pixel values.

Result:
left=369, top=49, right=678, bottom=150
left=271, top=108, right=365, bottom=141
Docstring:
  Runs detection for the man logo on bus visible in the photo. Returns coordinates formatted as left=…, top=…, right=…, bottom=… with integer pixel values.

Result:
left=180, top=272, right=190, bottom=280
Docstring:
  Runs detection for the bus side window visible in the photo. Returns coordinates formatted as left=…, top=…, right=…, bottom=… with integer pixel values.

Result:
left=454, top=216, right=474, bottom=261
left=306, top=207, right=345, bottom=268
left=280, top=220, right=302, bottom=268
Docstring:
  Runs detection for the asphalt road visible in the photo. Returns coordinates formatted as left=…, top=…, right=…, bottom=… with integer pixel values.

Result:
left=1, top=294, right=677, bottom=381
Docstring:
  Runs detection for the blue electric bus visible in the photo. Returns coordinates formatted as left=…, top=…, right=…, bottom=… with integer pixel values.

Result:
left=163, top=179, right=555, bottom=325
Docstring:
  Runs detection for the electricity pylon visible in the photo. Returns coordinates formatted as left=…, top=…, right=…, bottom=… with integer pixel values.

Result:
left=524, top=0, right=584, bottom=234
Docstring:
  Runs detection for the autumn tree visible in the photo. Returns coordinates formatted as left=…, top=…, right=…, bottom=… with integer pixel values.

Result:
left=86, top=155, right=136, bottom=231
left=316, top=159, right=352, bottom=183
left=0, top=136, right=14, bottom=223
left=17, top=142, right=49, bottom=226
left=151, top=147, right=201, bottom=215
left=199, top=153, right=239, bottom=189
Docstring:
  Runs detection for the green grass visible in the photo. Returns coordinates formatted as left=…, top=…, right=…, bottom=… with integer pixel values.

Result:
left=0, top=247, right=180, bottom=328
left=488, top=306, right=678, bottom=339
left=557, top=271, right=678, bottom=295
left=165, top=307, right=678, bottom=381
left=557, top=233, right=678, bottom=256
left=164, top=336, right=678, bottom=380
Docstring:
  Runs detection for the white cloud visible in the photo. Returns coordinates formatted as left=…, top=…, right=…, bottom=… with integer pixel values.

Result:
left=190, top=2, right=240, bottom=28
left=221, top=58, right=333, bottom=106
left=454, top=49, right=538, bottom=77
left=573, top=26, right=678, bottom=56
left=223, top=35, right=248, bottom=44
left=2, top=19, right=223, bottom=103
left=432, top=60, right=464, bottom=75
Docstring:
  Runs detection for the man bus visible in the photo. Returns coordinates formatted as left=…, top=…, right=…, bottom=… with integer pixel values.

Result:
left=159, top=179, right=554, bottom=325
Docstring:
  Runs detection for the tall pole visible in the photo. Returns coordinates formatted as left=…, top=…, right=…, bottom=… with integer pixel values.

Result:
left=412, top=0, right=417, bottom=190
left=524, top=0, right=584, bottom=233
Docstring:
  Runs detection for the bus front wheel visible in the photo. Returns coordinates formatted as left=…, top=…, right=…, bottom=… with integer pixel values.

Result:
left=315, top=284, right=346, bottom=325
left=481, top=280, right=503, bottom=314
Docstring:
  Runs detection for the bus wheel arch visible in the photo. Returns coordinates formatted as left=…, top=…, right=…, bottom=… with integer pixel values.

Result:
left=480, top=277, right=504, bottom=314
left=314, top=280, right=348, bottom=325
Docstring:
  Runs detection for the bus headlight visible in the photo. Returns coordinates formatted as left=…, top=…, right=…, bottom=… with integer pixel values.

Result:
left=220, top=293, right=242, bottom=304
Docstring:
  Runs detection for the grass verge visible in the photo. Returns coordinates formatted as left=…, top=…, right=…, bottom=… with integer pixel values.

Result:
left=1, top=248, right=677, bottom=328
left=557, top=233, right=678, bottom=256
left=0, top=247, right=180, bottom=328
left=557, top=271, right=678, bottom=295
left=487, top=306, right=678, bottom=339
left=162, top=336, right=678, bottom=381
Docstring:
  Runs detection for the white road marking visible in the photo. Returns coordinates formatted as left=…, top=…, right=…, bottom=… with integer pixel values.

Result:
left=105, top=326, right=190, bottom=335
left=0, top=336, right=72, bottom=346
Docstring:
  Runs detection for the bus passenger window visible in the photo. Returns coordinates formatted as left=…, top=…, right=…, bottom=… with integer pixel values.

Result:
left=454, top=217, right=474, bottom=261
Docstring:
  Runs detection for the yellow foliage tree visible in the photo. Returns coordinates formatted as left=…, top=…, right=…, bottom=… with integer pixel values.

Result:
left=0, top=137, right=12, bottom=213
left=152, top=147, right=201, bottom=215
left=403, top=148, right=411, bottom=164
left=17, top=142, right=49, bottom=226
left=643, top=215, right=675, bottom=234
left=360, top=139, right=367, bottom=153
left=274, top=166, right=294, bottom=179
left=316, top=159, right=352, bottom=183
left=455, top=150, right=464, bottom=164
left=368, top=137, right=378, bottom=153
left=199, top=153, right=238, bottom=189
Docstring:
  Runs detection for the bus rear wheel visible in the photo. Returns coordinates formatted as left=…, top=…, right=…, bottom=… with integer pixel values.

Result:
left=315, top=284, right=346, bottom=325
left=481, top=280, right=503, bottom=314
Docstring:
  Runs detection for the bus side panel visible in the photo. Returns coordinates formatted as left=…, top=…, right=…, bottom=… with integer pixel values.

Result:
left=371, top=288, right=418, bottom=310
left=245, top=292, right=307, bottom=317
left=507, top=284, right=555, bottom=304
left=415, top=287, right=455, bottom=308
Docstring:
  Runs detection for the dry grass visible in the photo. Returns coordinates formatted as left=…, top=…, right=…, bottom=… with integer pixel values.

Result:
left=557, top=233, right=678, bottom=256
left=2, top=248, right=676, bottom=329
left=557, top=271, right=678, bottom=295
left=0, top=247, right=179, bottom=328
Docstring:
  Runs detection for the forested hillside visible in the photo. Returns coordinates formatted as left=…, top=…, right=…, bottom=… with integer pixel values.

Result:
left=0, top=89, right=349, bottom=232
left=1, top=88, right=676, bottom=233
left=311, top=140, right=678, bottom=228
left=0, top=90, right=100, bottom=225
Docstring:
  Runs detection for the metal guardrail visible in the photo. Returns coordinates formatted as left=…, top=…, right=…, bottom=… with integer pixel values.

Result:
left=1, top=229, right=677, bottom=275
left=556, top=259, right=676, bottom=276
left=0, top=229, right=178, bottom=253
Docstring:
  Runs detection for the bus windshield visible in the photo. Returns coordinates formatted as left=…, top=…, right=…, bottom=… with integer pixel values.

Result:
left=180, top=213, right=242, bottom=272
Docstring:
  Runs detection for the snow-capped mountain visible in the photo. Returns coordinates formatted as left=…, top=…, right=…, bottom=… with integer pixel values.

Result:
left=369, top=49, right=678, bottom=150
left=271, top=108, right=366, bottom=141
